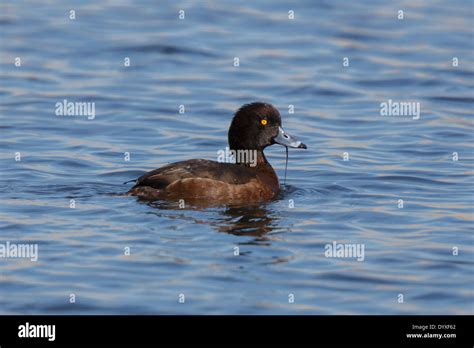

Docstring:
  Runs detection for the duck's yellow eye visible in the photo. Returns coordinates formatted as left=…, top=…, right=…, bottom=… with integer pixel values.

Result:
left=261, top=119, right=267, bottom=126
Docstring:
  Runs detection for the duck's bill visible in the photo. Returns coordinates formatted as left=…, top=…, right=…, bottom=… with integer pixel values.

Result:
left=273, top=127, right=307, bottom=149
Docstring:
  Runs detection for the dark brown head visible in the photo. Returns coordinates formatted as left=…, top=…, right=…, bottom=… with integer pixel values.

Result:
left=228, top=102, right=307, bottom=151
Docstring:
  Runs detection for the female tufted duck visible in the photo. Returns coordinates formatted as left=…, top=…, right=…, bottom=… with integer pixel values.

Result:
left=127, top=102, right=306, bottom=203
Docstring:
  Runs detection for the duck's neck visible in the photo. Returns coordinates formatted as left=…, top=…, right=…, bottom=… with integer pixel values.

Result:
left=235, top=149, right=279, bottom=185
left=254, top=150, right=271, bottom=168
left=231, top=149, right=266, bottom=167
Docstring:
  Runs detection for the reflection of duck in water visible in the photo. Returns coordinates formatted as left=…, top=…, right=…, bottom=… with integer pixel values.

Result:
left=216, top=205, right=277, bottom=237
left=127, top=102, right=306, bottom=204
left=147, top=201, right=277, bottom=237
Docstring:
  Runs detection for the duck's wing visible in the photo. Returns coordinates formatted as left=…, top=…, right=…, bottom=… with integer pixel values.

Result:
left=130, top=159, right=256, bottom=190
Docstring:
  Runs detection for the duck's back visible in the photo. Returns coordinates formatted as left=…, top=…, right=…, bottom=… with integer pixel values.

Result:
left=127, top=159, right=278, bottom=202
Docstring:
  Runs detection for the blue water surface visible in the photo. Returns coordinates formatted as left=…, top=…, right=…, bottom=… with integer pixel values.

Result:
left=0, top=0, right=473, bottom=314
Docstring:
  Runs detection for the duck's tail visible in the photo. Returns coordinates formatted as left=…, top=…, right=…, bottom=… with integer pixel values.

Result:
left=123, top=179, right=137, bottom=184
left=127, top=186, right=162, bottom=200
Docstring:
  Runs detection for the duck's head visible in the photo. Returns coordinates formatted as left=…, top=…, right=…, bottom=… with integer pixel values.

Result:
left=228, top=102, right=307, bottom=151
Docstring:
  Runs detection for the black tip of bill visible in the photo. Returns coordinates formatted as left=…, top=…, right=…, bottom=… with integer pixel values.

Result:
left=274, top=127, right=307, bottom=149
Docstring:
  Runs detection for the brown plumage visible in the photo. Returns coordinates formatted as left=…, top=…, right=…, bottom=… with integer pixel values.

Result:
left=127, top=102, right=306, bottom=204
